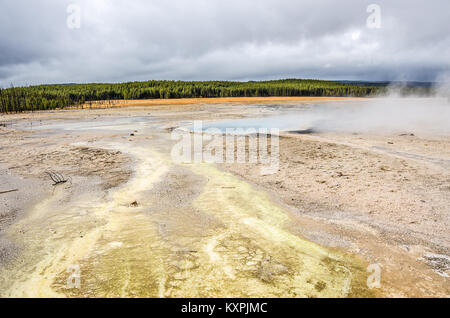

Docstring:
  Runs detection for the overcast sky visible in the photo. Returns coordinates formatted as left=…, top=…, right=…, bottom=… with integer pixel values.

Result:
left=1, top=0, right=449, bottom=87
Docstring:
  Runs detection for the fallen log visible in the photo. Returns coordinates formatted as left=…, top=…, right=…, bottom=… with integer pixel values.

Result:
left=0, top=189, right=18, bottom=195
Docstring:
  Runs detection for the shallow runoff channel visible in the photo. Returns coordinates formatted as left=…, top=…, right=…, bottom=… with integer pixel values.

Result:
left=1, top=113, right=377, bottom=297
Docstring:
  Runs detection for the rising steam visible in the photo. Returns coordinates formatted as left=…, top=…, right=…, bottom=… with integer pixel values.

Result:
left=294, top=80, right=450, bottom=136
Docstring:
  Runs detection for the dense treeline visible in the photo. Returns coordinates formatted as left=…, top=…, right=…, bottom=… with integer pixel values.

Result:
left=0, top=79, right=386, bottom=113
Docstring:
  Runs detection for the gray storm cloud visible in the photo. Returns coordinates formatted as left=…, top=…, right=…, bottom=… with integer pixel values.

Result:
left=0, top=0, right=449, bottom=86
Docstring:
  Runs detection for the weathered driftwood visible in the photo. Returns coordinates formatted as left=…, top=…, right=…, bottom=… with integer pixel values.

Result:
left=0, top=189, right=18, bottom=194
left=45, top=171, right=71, bottom=186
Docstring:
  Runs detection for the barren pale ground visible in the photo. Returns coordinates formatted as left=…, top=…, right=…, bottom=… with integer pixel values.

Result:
left=0, top=99, right=448, bottom=297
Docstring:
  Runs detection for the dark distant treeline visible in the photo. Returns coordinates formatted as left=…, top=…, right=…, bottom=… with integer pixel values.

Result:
left=0, top=79, right=387, bottom=113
